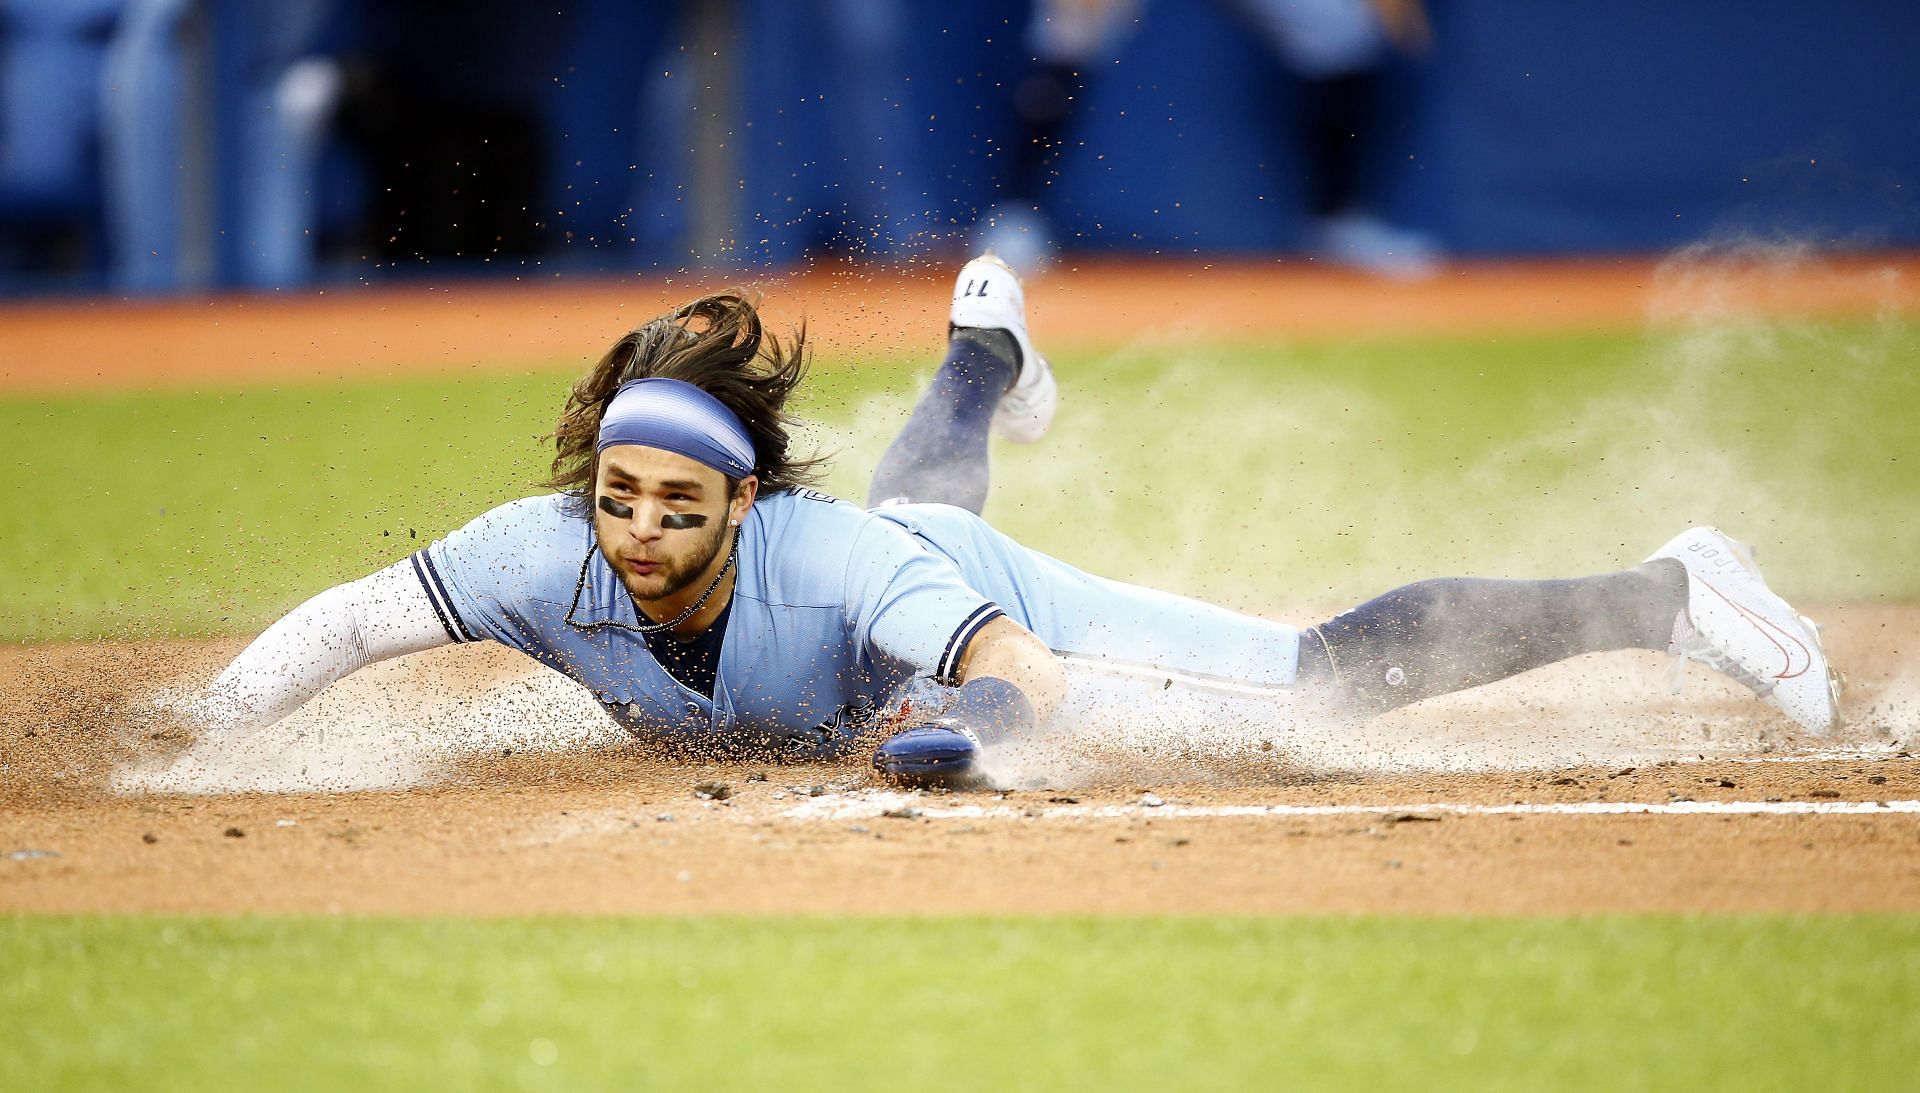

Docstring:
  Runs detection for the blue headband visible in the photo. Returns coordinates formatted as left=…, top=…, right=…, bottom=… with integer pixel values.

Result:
left=596, top=378, right=757, bottom=479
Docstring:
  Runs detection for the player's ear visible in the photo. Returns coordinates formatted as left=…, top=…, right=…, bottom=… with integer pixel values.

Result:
left=728, top=475, right=758, bottom=524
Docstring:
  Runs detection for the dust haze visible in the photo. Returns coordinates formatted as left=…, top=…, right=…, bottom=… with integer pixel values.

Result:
left=112, top=244, right=1910, bottom=795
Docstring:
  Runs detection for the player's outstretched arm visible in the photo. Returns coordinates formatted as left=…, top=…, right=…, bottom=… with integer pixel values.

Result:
left=181, top=558, right=457, bottom=736
left=955, top=616, right=1067, bottom=724
left=872, top=617, right=1064, bottom=789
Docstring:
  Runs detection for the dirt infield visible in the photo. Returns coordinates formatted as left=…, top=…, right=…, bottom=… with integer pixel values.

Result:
left=4, top=252, right=1918, bottom=916
left=3, top=603, right=1916, bottom=916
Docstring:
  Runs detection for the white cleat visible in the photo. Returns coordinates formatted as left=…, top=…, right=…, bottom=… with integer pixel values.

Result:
left=1645, top=527, right=1841, bottom=734
left=949, top=251, right=1056, bottom=443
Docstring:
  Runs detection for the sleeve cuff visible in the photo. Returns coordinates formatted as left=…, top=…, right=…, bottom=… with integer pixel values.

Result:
left=410, top=549, right=477, bottom=644
left=936, top=603, right=1004, bottom=684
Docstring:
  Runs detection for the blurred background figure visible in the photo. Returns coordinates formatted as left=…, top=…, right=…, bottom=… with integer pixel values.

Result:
left=0, top=1, right=1915, bottom=298
left=1236, top=0, right=1439, bottom=278
left=980, top=0, right=1440, bottom=277
left=100, top=0, right=586, bottom=294
left=976, top=0, right=1138, bottom=273
left=0, top=0, right=121, bottom=288
left=102, top=0, right=344, bottom=292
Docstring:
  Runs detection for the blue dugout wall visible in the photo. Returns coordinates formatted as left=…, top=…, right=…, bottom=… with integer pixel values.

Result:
left=724, top=0, right=1920, bottom=264
left=4, top=0, right=1915, bottom=293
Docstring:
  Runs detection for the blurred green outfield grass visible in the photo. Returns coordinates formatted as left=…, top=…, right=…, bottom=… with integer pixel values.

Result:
left=3, top=914, right=1915, bottom=1092
left=2, top=316, right=1914, bottom=643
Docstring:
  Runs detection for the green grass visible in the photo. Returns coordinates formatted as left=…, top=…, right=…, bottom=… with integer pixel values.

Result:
left=4, top=316, right=1916, bottom=641
left=2, top=914, right=1915, bottom=1092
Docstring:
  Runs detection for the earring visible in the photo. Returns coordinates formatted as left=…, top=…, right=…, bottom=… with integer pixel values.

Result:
left=729, top=519, right=739, bottom=527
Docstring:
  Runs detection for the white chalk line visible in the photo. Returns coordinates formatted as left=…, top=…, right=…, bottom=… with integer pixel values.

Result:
left=781, top=793, right=1920, bottom=823
left=1721, top=746, right=1905, bottom=763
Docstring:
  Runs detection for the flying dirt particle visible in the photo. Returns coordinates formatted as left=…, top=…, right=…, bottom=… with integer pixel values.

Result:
left=693, top=781, right=731, bottom=801
left=1809, top=789, right=1840, bottom=799
left=881, top=806, right=921, bottom=820
left=1710, top=778, right=1736, bottom=788
left=656, top=813, right=674, bottom=823
left=1048, top=796, right=1079, bottom=804
left=1391, top=813, right=1440, bottom=824
left=1551, top=777, right=1579, bottom=786
left=1171, top=837, right=1191, bottom=847
left=807, top=785, right=826, bottom=797
left=1610, top=768, right=1635, bottom=778
left=142, top=833, right=158, bottom=844
left=1617, top=838, right=1634, bottom=847
left=1869, top=775, right=1889, bottom=785
left=5, top=849, right=59, bottom=861
left=223, top=827, right=245, bottom=838
left=746, top=772, right=767, bottom=783
left=1140, top=793, right=1165, bottom=808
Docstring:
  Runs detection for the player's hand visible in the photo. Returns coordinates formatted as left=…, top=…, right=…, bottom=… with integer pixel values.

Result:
left=871, top=677, right=1034, bottom=790
left=873, top=720, right=985, bottom=789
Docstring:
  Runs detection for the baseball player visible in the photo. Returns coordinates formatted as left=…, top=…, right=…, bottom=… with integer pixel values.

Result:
left=182, top=253, right=1840, bottom=788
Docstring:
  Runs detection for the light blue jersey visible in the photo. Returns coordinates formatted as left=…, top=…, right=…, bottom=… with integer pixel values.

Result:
left=412, top=492, right=1298, bottom=755
left=875, top=504, right=1300, bottom=689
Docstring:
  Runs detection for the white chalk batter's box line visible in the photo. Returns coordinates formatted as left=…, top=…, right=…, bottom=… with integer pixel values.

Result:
left=781, top=795, right=1920, bottom=823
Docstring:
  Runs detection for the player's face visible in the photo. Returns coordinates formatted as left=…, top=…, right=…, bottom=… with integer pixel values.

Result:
left=593, top=446, right=755, bottom=606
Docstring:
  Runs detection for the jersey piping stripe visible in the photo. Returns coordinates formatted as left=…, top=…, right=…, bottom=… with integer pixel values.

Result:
left=1055, top=650, right=1294, bottom=696
left=936, top=603, right=1004, bottom=684
left=411, top=550, right=475, bottom=643
left=409, top=553, right=460, bottom=643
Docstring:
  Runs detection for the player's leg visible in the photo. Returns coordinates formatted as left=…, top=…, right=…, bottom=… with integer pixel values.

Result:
left=867, top=253, right=1055, bottom=511
left=1299, top=527, right=1841, bottom=733
left=1297, top=562, right=1688, bottom=713
left=864, top=330, right=1015, bottom=513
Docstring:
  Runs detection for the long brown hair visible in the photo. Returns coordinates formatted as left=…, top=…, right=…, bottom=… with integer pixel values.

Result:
left=546, top=291, right=829, bottom=513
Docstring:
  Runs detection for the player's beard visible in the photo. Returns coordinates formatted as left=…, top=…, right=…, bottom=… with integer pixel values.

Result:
left=605, top=516, right=732, bottom=609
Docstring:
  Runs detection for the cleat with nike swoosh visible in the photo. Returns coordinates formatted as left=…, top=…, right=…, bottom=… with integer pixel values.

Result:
left=1647, top=527, right=1841, bottom=734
